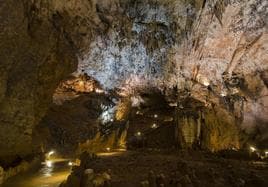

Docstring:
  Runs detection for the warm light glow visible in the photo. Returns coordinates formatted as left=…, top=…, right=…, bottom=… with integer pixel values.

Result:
left=154, top=114, right=158, bottom=118
left=265, top=151, right=268, bottom=155
left=68, top=162, right=73, bottom=166
left=78, top=80, right=84, bottom=86
left=151, top=123, right=157, bottom=129
left=46, top=160, right=53, bottom=168
left=95, top=88, right=104, bottom=93
left=250, top=146, right=256, bottom=152
left=136, top=132, right=141, bottom=136
left=97, top=151, right=125, bottom=156
left=48, top=151, right=54, bottom=156
left=231, top=147, right=238, bottom=151
left=106, top=147, right=111, bottom=152
left=136, top=111, right=140, bottom=114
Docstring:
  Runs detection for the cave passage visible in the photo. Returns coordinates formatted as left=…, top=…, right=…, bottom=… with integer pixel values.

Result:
left=0, top=0, right=268, bottom=187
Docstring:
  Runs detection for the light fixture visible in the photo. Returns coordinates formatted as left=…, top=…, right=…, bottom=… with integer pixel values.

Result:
left=46, top=160, right=52, bottom=168
left=136, top=132, right=141, bottom=136
left=250, top=146, right=256, bottom=152
left=95, top=88, right=104, bottom=93
left=265, top=151, right=268, bottom=156
left=48, top=151, right=54, bottom=156
left=154, top=114, right=158, bottom=118
left=68, top=162, right=73, bottom=166
left=106, top=147, right=111, bottom=152
left=231, top=147, right=237, bottom=151
left=151, top=124, right=157, bottom=129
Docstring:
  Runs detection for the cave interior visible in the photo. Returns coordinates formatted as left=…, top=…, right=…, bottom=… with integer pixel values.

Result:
left=0, top=0, right=268, bottom=187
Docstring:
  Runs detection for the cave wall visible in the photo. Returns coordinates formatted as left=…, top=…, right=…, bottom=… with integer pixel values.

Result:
left=174, top=0, right=268, bottom=148
left=0, top=0, right=267, bottom=161
left=77, top=0, right=200, bottom=91
left=0, top=0, right=77, bottom=161
left=75, top=0, right=267, bottom=149
left=175, top=104, right=240, bottom=151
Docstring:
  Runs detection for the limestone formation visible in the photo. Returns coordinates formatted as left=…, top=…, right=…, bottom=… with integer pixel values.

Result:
left=0, top=0, right=267, bottom=175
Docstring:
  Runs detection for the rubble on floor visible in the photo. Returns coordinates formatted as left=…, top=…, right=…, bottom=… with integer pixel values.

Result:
left=61, top=150, right=268, bottom=187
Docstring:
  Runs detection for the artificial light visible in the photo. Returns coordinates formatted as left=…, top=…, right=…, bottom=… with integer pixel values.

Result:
left=46, top=160, right=52, bottom=168
left=48, top=151, right=54, bottom=156
left=136, top=132, right=141, bottom=136
left=151, top=124, right=157, bottom=129
left=95, top=88, right=104, bottom=93
left=68, top=162, right=73, bottom=166
left=250, top=146, right=256, bottom=152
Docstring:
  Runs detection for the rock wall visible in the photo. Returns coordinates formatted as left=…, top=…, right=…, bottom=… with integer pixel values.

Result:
left=0, top=157, right=41, bottom=185
left=0, top=0, right=77, bottom=162
left=36, top=78, right=129, bottom=155
left=77, top=0, right=199, bottom=92
left=1, top=0, right=197, bottom=160
left=171, top=0, right=268, bottom=148
left=74, top=0, right=267, bottom=149
left=0, top=0, right=267, bottom=161
left=175, top=97, right=241, bottom=151
left=176, top=106, right=240, bottom=151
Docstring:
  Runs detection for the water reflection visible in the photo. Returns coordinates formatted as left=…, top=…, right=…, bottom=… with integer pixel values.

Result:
left=2, top=159, right=71, bottom=187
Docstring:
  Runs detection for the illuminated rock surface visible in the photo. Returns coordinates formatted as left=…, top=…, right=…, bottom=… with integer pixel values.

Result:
left=0, top=0, right=267, bottom=186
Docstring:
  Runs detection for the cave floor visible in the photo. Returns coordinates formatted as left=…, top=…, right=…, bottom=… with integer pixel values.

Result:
left=2, top=150, right=268, bottom=187
left=1, top=159, right=72, bottom=187
left=87, top=150, right=268, bottom=187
